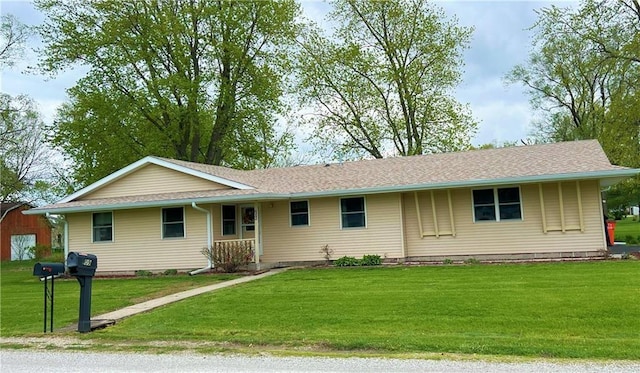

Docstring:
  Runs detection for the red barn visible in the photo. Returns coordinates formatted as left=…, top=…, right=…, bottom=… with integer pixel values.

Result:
left=0, top=202, right=52, bottom=261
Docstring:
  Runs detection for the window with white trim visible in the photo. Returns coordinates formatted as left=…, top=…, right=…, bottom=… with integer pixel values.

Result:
left=92, top=212, right=113, bottom=242
left=162, top=207, right=185, bottom=238
left=222, top=205, right=236, bottom=235
left=472, top=187, right=522, bottom=222
left=340, top=197, right=366, bottom=228
left=290, top=200, right=309, bottom=226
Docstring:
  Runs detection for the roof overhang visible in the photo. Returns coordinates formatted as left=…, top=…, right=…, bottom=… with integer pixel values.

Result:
left=23, top=193, right=291, bottom=215
left=288, top=168, right=640, bottom=199
left=24, top=168, right=638, bottom=216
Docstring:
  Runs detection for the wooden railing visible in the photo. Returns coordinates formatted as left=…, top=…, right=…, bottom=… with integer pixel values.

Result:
left=213, top=239, right=255, bottom=262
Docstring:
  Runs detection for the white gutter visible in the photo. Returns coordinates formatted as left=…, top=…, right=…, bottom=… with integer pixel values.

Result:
left=22, top=168, right=640, bottom=216
left=189, top=202, right=213, bottom=275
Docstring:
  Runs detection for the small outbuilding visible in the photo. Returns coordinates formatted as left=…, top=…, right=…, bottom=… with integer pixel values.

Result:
left=1, top=202, right=52, bottom=261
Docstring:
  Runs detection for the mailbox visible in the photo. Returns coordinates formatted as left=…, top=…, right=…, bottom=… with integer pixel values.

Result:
left=67, top=251, right=98, bottom=333
left=67, top=252, right=97, bottom=277
left=33, top=262, right=65, bottom=333
left=33, top=262, right=65, bottom=277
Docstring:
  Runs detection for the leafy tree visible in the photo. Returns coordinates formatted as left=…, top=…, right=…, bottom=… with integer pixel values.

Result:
left=36, top=0, right=301, bottom=187
left=296, top=0, right=476, bottom=160
left=507, top=0, right=640, bottom=213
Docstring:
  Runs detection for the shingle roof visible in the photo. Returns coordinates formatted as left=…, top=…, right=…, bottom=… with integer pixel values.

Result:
left=160, top=139, right=625, bottom=194
left=26, top=140, right=638, bottom=214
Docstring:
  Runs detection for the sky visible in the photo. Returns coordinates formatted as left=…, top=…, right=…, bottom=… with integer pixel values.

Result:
left=0, top=0, right=578, bottom=154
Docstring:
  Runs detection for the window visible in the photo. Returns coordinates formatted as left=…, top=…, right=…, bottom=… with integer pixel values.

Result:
left=340, top=197, right=366, bottom=228
left=472, top=187, right=522, bottom=222
left=290, top=200, right=309, bottom=226
left=222, top=205, right=236, bottom=235
left=162, top=207, right=185, bottom=238
left=93, top=212, right=113, bottom=242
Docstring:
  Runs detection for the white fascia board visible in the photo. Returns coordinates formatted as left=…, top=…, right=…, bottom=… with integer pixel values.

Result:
left=288, top=169, right=640, bottom=199
left=57, top=156, right=253, bottom=203
left=28, top=168, right=639, bottom=215
left=23, top=193, right=289, bottom=215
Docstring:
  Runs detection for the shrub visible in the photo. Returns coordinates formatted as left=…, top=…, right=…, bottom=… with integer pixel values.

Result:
left=464, top=257, right=480, bottom=265
left=443, top=258, right=454, bottom=265
left=201, top=244, right=253, bottom=273
left=334, top=256, right=360, bottom=267
left=29, top=244, right=52, bottom=260
left=163, top=269, right=178, bottom=276
left=360, top=254, right=382, bottom=266
left=319, top=244, right=334, bottom=265
left=40, top=251, right=65, bottom=263
left=609, top=208, right=625, bottom=221
left=135, top=270, right=153, bottom=277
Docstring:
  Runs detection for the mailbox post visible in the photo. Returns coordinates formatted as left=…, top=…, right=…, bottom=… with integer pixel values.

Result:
left=33, top=262, right=65, bottom=333
left=66, top=252, right=97, bottom=333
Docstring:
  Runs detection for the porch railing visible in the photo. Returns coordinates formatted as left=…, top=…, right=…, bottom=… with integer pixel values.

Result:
left=213, top=239, right=255, bottom=262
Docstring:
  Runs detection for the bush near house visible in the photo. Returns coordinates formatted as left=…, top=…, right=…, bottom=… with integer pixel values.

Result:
left=334, top=254, right=382, bottom=267
left=201, top=245, right=253, bottom=273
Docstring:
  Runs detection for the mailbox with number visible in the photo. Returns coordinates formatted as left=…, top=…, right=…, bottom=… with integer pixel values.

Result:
left=67, top=252, right=97, bottom=277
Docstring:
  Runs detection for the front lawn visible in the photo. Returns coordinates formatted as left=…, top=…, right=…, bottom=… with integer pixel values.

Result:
left=0, top=260, right=238, bottom=336
left=92, top=261, right=640, bottom=360
left=614, top=216, right=640, bottom=242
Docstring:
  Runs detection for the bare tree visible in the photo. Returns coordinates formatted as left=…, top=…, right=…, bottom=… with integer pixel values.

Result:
left=0, top=14, right=30, bottom=67
left=0, top=94, right=55, bottom=204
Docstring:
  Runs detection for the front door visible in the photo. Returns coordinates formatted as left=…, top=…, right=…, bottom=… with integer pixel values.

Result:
left=240, top=205, right=255, bottom=239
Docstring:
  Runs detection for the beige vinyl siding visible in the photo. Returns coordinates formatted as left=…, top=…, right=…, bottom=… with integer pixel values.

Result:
left=261, top=194, right=404, bottom=262
left=80, top=164, right=230, bottom=200
left=403, top=180, right=605, bottom=257
left=67, top=205, right=210, bottom=272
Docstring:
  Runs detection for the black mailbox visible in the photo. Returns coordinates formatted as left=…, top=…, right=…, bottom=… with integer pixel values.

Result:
left=67, top=251, right=98, bottom=333
left=67, top=252, right=97, bottom=277
left=33, top=262, right=65, bottom=333
left=33, top=262, right=65, bottom=277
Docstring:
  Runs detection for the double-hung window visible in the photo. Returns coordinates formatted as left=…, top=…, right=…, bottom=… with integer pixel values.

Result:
left=162, top=207, right=185, bottom=238
left=222, top=205, right=236, bottom=235
left=472, top=187, right=522, bottom=222
left=92, top=212, right=113, bottom=242
left=340, top=197, right=366, bottom=228
left=290, top=200, right=309, bottom=226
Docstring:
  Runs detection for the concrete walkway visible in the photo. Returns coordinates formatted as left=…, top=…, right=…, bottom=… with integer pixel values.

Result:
left=88, top=268, right=288, bottom=330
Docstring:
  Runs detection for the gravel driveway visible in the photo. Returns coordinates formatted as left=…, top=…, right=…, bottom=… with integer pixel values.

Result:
left=2, top=350, right=639, bottom=373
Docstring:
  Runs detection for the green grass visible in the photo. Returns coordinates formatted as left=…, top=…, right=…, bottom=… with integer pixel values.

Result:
left=89, top=261, right=640, bottom=360
left=614, top=216, right=640, bottom=242
left=3, top=260, right=639, bottom=360
left=0, top=260, right=238, bottom=336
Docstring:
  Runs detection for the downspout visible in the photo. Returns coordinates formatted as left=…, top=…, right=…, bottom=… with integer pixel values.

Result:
left=62, top=215, right=69, bottom=266
left=190, top=202, right=213, bottom=275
